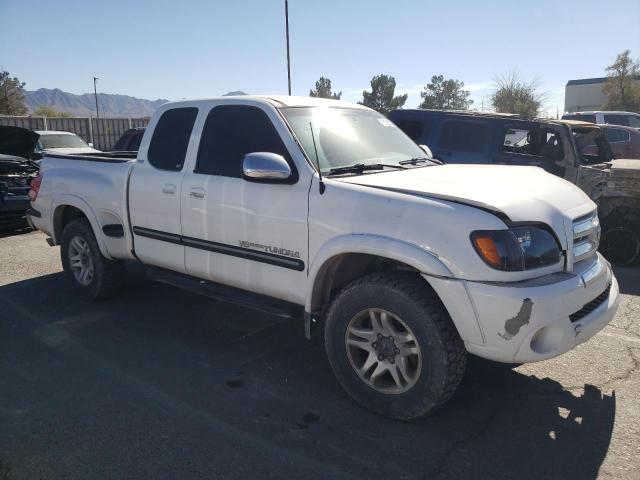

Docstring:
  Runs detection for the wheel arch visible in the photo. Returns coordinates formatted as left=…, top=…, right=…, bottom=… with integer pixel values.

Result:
left=52, top=195, right=113, bottom=260
left=306, top=234, right=453, bottom=316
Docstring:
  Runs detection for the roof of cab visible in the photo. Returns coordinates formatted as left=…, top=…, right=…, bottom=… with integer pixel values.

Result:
left=162, top=95, right=370, bottom=110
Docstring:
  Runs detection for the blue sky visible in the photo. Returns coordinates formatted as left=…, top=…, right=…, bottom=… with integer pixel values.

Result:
left=1, top=0, right=639, bottom=115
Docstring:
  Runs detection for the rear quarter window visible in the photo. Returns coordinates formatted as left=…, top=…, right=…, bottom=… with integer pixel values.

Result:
left=147, top=107, right=198, bottom=171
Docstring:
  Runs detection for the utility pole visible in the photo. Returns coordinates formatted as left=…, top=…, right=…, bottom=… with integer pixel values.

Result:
left=93, top=77, right=100, bottom=120
left=93, top=77, right=100, bottom=149
left=285, top=0, right=292, bottom=95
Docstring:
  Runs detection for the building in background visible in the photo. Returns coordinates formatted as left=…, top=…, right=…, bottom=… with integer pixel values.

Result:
left=565, top=76, right=640, bottom=113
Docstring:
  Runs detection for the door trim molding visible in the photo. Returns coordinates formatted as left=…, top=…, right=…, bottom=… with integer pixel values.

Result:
left=132, top=226, right=305, bottom=271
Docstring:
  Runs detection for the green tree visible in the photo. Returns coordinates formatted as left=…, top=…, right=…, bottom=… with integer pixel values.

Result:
left=309, top=77, right=341, bottom=99
left=491, top=72, right=543, bottom=117
left=419, top=75, right=473, bottom=110
left=602, top=50, right=640, bottom=112
left=359, top=74, right=407, bottom=115
left=33, top=105, right=73, bottom=117
left=0, top=70, right=28, bottom=115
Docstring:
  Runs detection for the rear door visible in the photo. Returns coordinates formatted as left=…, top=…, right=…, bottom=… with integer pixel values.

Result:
left=129, top=106, right=198, bottom=273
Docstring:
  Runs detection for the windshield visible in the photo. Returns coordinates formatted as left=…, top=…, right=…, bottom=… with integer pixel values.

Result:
left=281, top=107, right=427, bottom=173
left=39, top=134, right=89, bottom=149
left=571, top=126, right=614, bottom=164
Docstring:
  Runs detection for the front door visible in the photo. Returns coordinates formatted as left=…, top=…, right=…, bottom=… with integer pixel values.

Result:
left=180, top=103, right=310, bottom=305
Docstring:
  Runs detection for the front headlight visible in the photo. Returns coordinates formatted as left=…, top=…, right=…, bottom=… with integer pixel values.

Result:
left=471, top=226, right=561, bottom=271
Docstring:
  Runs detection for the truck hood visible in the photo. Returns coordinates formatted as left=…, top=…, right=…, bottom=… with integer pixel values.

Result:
left=0, top=126, right=39, bottom=160
left=44, top=147, right=102, bottom=155
left=337, top=164, right=596, bottom=244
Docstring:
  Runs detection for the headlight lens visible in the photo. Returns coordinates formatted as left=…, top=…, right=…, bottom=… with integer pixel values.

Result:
left=471, top=226, right=561, bottom=271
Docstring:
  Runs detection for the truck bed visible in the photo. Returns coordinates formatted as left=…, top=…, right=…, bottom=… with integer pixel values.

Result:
left=38, top=151, right=138, bottom=260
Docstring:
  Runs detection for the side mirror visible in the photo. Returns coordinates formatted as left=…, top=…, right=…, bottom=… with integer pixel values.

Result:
left=242, top=152, right=293, bottom=182
left=88, top=142, right=94, bottom=148
left=419, top=144, right=433, bottom=159
left=31, top=152, right=43, bottom=161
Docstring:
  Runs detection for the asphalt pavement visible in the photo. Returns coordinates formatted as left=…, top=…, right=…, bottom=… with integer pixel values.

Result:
left=1, top=230, right=639, bottom=480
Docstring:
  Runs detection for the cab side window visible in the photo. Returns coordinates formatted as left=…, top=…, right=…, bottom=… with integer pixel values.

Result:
left=627, top=116, right=640, bottom=128
left=147, top=108, right=198, bottom=171
left=604, top=114, right=628, bottom=126
left=396, top=120, right=427, bottom=142
left=604, top=127, right=630, bottom=143
left=195, top=105, right=292, bottom=177
left=501, top=126, right=564, bottom=161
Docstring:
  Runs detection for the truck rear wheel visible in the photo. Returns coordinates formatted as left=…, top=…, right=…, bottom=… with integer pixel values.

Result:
left=324, top=272, right=466, bottom=420
left=60, top=218, right=124, bottom=300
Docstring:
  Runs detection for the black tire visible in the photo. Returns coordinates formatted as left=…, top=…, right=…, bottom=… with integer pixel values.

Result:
left=60, top=218, right=124, bottom=301
left=600, top=226, right=640, bottom=266
left=324, top=272, right=466, bottom=420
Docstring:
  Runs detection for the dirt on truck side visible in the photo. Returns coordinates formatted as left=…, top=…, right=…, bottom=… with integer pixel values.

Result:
left=577, top=159, right=640, bottom=265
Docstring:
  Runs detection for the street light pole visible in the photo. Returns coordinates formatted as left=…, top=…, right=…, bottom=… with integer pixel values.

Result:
left=285, top=0, right=291, bottom=95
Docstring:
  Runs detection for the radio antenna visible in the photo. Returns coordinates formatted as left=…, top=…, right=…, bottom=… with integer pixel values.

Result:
left=309, top=122, right=325, bottom=194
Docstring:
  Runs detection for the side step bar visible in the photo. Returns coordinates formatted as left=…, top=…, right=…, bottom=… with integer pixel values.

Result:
left=146, top=266, right=304, bottom=320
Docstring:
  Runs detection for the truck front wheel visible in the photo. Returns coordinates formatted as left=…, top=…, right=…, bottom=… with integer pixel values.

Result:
left=324, top=272, right=466, bottom=420
left=60, top=218, right=124, bottom=300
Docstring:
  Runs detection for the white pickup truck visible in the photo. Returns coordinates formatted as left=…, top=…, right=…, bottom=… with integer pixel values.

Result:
left=28, top=96, right=620, bottom=419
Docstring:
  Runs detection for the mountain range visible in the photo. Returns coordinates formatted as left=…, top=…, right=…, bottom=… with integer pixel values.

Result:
left=24, top=88, right=169, bottom=117
left=23, top=89, right=250, bottom=117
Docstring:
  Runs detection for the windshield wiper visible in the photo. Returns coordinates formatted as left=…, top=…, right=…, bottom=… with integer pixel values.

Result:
left=327, top=163, right=407, bottom=176
left=399, top=157, right=443, bottom=166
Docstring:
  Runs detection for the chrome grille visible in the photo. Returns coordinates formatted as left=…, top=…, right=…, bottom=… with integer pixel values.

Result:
left=572, top=212, right=600, bottom=263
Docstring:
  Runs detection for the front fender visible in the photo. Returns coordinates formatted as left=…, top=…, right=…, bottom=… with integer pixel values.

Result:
left=52, top=194, right=114, bottom=260
left=305, top=233, right=453, bottom=313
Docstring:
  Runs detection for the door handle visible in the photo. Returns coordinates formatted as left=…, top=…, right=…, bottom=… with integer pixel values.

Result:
left=162, top=184, right=176, bottom=194
left=189, top=188, right=205, bottom=199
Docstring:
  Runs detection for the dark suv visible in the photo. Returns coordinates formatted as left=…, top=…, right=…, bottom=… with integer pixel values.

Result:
left=389, top=109, right=640, bottom=265
left=388, top=109, right=614, bottom=180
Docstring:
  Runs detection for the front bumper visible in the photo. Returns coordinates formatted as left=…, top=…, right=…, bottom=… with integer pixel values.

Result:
left=426, top=252, right=620, bottom=363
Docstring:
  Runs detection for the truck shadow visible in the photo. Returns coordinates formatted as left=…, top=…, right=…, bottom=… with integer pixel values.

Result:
left=613, top=265, right=640, bottom=295
left=0, top=268, right=616, bottom=480
left=0, top=223, right=32, bottom=238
